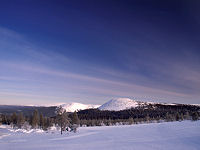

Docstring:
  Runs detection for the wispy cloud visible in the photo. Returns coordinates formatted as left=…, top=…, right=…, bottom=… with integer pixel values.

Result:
left=0, top=26, right=200, bottom=105
left=1, top=60, right=197, bottom=101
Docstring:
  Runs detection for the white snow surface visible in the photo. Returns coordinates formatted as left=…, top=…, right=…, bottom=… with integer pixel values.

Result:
left=0, top=121, right=200, bottom=150
left=61, top=102, right=100, bottom=112
left=98, top=98, right=146, bottom=111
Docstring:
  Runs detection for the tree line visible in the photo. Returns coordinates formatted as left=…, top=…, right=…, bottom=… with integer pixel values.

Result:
left=0, top=104, right=199, bottom=131
left=77, top=103, right=200, bottom=126
left=0, top=106, right=80, bottom=134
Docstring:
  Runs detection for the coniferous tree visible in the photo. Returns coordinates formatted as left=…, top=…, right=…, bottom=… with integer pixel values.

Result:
left=71, top=111, right=80, bottom=125
left=128, top=117, right=134, bottom=125
left=192, top=112, right=199, bottom=121
left=1, top=115, right=7, bottom=124
left=180, top=113, right=184, bottom=121
left=39, top=113, right=45, bottom=129
left=134, top=117, right=139, bottom=124
left=31, top=109, right=39, bottom=128
left=46, top=117, right=51, bottom=129
left=145, top=114, right=150, bottom=123
left=43, top=117, right=48, bottom=130
left=11, top=112, right=18, bottom=127
left=0, top=115, right=2, bottom=125
left=70, top=111, right=80, bottom=132
left=184, top=111, right=190, bottom=120
left=17, top=112, right=25, bottom=128
left=176, top=112, right=181, bottom=121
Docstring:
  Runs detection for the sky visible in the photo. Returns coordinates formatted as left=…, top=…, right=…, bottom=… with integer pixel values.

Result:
left=0, top=0, right=200, bottom=105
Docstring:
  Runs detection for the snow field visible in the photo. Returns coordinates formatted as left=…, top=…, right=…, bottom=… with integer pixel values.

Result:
left=0, top=120, right=200, bottom=150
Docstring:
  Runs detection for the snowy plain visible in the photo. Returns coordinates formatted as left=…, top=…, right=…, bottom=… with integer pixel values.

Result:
left=0, top=121, right=200, bottom=150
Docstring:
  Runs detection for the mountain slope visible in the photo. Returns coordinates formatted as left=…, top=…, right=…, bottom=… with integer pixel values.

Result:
left=98, top=98, right=149, bottom=111
left=61, top=103, right=100, bottom=112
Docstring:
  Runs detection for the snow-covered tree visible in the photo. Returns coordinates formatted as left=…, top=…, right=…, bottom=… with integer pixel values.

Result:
left=56, top=106, right=69, bottom=134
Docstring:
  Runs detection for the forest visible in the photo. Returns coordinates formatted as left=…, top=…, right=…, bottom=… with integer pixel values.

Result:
left=0, top=104, right=199, bottom=133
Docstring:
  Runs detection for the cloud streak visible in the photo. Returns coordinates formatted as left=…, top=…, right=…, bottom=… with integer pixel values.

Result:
left=0, top=26, right=200, bottom=105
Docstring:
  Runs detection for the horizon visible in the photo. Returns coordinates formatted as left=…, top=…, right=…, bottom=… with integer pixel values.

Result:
left=0, top=97, right=199, bottom=107
left=0, top=0, right=200, bottom=105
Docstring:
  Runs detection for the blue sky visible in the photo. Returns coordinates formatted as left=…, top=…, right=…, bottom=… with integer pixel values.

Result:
left=0, top=0, right=200, bottom=105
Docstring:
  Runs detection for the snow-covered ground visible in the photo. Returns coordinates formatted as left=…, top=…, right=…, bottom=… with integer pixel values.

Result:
left=0, top=121, right=200, bottom=150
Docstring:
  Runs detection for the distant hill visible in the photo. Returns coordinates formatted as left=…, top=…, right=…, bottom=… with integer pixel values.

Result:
left=98, top=98, right=151, bottom=111
left=98, top=98, right=200, bottom=111
left=0, top=98, right=199, bottom=118
left=0, top=105, right=57, bottom=117
left=61, top=102, right=100, bottom=112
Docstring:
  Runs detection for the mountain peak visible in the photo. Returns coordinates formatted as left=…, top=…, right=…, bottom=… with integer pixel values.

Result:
left=98, top=98, right=141, bottom=111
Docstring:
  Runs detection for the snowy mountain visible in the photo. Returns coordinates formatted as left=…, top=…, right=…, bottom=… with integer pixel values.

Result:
left=60, top=102, right=100, bottom=112
left=1, top=99, right=199, bottom=114
left=98, top=98, right=150, bottom=111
